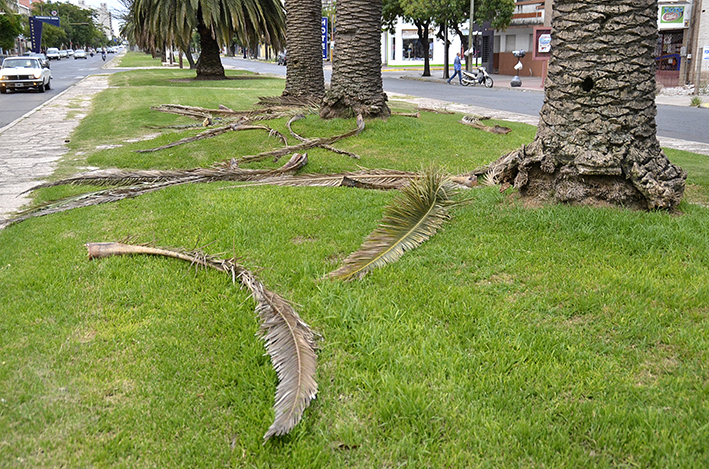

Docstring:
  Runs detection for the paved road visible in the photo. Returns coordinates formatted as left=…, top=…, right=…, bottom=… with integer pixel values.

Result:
left=222, top=57, right=709, bottom=145
left=0, top=52, right=119, bottom=128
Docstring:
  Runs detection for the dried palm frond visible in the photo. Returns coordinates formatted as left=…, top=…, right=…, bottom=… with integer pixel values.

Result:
left=24, top=153, right=308, bottom=192
left=226, top=168, right=478, bottom=191
left=480, top=167, right=500, bottom=187
left=227, top=169, right=419, bottom=190
left=85, top=242, right=318, bottom=442
left=459, top=115, right=512, bottom=134
left=256, top=95, right=321, bottom=110
left=150, top=103, right=255, bottom=119
left=239, top=271, right=318, bottom=442
left=5, top=182, right=176, bottom=228
left=328, top=167, right=467, bottom=280
left=4, top=155, right=309, bottom=227
left=135, top=122, right=286, bottom=154
left=234, top=114, right=365, bottom=164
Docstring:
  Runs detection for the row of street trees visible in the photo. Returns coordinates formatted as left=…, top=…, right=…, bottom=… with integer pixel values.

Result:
left=123, top=0, right=685, bottom=210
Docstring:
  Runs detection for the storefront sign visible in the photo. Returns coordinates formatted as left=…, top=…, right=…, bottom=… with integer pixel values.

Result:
left=658, top=4, right=690, bottom=29
left=703, top=46, right=709, bottom=61
left=532, top=27, right=551, bottom=60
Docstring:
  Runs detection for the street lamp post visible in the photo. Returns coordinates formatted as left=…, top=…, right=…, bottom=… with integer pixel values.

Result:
left=467, top=0, right=474, bottom=71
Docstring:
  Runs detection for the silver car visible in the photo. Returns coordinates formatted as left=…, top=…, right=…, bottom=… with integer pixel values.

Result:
left=0, top=57, right=52, bottom=93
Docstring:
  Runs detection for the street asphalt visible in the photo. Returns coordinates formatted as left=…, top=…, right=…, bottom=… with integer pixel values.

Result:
left=1, top=56, right=708, bottom=228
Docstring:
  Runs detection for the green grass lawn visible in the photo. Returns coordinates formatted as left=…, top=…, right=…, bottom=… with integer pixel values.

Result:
left=1, top=67, right=708, bottom=468
left=115, top=51, right=166, bottom=68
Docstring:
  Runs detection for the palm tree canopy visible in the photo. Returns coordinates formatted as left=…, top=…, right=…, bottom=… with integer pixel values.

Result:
left=130, top=0, right=285, bottom=52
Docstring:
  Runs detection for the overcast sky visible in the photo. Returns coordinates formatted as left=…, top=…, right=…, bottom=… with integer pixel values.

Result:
left=69, top=0, right=126, bottom=36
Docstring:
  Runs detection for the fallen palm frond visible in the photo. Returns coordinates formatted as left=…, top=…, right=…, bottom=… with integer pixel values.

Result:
left=460, top=115, right=512, bottom=134
left=225, top=168, right=478, bottom=191
left=328, top=167, right=468, bottom=280
left=84, top=241, right=319, bottom=442
left=256, top=95, right=322, bottom=110
left=135, top=122, right=287, bottom=154
left=391, top=111, right=420, bottom=118
left=233, top=114, right=365, bottom=164
left=151, top=104, right=296, bottom=123
left=24, top=153, right=308, bottom=192
left=3, top=182, right=175, bottom=228
left=3, top=155, right=310, bottom=227
left=285, top=114, right=361, bottom=160
left=151, top=104, right=258, bottom=119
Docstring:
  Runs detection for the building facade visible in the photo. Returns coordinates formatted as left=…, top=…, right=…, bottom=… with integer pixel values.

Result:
left=380, top=0, right=706, bottom=89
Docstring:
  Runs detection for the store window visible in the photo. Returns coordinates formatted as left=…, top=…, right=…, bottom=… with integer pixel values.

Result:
left=655, top=30, right=683, bottom=87
left=505, top=34, right=517, bottom=53
left=401, top=31, right=433, bottom=60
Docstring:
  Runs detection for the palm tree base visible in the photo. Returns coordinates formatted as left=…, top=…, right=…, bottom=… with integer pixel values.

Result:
left=320, top=93, right=390, bottom=120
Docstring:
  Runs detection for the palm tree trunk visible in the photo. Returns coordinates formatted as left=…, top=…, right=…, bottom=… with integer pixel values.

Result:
left=492, top=0, right=686, bottom=210
left=282, top=0, right=325, bottom=100
left=320, top=0, right=390, bottom=119
left=182, top=46, right=196, bottom=69
left=195, top=13, right=226, bottom=80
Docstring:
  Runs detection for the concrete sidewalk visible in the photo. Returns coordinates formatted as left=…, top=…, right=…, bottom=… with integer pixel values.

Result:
left=1, top=65, right=708, bottom=228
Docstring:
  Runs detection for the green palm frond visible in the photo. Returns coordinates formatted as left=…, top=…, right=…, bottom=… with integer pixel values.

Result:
left=328, top=167, right=466, bottom=281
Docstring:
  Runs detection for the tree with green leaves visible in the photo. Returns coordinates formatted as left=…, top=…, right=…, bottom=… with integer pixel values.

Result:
left=383, top=0, right=513, bottom=77
left=281, top=0, right=324, bottom=101
left=129, top=0, right=285, bottom=80
left=320, top=0, right=389, bottom=119
left=383, top=0, right=435, bottom=77
left=0, top=13, right=23, bottom=52
left=490, top=0, right=685, bottom=210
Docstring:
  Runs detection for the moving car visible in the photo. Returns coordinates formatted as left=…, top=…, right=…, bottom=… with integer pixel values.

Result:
left=0, top=57, right=52, bottom=93
left=46, top=48, right=61, bottom=60
left=59, top=50, right=68, bottom=58
left=74, top=49, right=87, bottom=59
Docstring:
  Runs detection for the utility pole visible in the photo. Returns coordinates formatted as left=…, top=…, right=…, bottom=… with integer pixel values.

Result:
left=467, top=0, right=474, bottom=71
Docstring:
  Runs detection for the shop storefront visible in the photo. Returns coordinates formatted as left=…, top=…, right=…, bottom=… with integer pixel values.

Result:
left=656, top=2, right=692, bottom=87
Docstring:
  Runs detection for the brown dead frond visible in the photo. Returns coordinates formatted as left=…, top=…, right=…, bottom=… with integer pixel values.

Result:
left=85, top=242, right=319, bottom=442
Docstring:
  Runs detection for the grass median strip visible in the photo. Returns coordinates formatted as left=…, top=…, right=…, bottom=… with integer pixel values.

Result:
left=1, top=62, right=708, bottom=468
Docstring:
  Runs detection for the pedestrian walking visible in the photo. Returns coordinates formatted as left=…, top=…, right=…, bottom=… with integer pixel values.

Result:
left=447, top=52, right=463, bottom=85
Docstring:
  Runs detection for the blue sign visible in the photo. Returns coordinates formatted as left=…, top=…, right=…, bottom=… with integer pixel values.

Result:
left=321, top=17, right=328, bottom=60
left=29, top=16, right=61, bottom=53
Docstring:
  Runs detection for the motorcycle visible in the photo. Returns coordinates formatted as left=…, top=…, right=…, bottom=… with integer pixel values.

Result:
left=102, top=52, right=106, bottom=61
left=461, top=66, right=493, bottom=88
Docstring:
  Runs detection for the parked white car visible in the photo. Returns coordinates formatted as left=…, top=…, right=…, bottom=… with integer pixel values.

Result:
left=74, top=49, right=87, bottom=59
left=0, top=57, right=52, bottom=93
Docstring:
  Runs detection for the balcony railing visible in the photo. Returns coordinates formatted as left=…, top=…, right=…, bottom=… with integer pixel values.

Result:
left=511, top=0, right=545, bottom=27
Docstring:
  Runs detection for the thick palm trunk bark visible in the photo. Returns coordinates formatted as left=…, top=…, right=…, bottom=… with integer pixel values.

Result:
left=320, top=0, right=390, bottom=119
left=282, top=0, right=325, bottom=100
left=492, top=0, right=686, bottom=210
left=195, top=15, right=226, bottom=80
